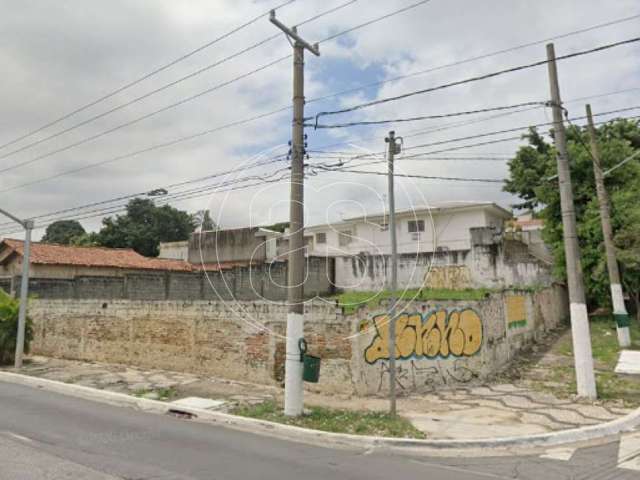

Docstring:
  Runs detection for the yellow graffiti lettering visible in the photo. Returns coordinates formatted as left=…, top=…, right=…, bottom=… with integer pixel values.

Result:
left=364, top=308, right=483, bottom=364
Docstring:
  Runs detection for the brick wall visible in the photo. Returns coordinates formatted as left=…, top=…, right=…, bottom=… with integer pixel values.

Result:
left=29, top=284, right=568, bottom=395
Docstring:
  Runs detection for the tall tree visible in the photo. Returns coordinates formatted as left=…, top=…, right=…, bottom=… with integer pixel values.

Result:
left=96, top=199, right=194, bottom=257
left=504, top=119, right=640, bottom=316
left=191, top=209, right=216, bottom=232
left=41, top=220, right=86, bottom=245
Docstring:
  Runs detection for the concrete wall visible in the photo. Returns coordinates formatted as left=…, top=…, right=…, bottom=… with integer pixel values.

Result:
left=3, top=257, right=335, bottom=302
left=190, top=228, right=267, bottom=264
left=333, top=238, right=553, bottom=292
left=158, top=241, right=189, bottom=260
left=29, top=284, right=568, bottom=395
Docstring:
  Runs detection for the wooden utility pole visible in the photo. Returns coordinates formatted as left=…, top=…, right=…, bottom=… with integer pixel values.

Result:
left=586, top=104, right=631, bottom=347
left=546, top=43, right=597, bottom=399
left=385, top=131, right=401, bottom=415
left=270, top=10, right=319, bottom=417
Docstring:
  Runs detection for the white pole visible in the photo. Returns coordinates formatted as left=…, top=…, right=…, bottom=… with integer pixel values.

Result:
left=14, top=220, right=33, bottom=368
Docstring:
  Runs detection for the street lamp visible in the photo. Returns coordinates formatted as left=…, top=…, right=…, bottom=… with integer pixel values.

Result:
left=0, top=208, right=33, bottom=368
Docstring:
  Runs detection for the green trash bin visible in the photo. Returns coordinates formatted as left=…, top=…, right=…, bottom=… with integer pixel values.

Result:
left=298, top=338, right=320, bottom=383
left=302, top=354, right=321, bottom=383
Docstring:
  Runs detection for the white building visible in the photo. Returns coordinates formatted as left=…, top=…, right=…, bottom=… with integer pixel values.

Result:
left=305, top=202, right=511, bottom=257
left=304, top=202, right=553, bottom=292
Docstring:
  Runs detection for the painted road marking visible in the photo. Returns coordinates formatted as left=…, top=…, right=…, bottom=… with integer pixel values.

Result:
left=618, top=431, right=640, bottom=471
left=539, top=447, right=577, bottom=461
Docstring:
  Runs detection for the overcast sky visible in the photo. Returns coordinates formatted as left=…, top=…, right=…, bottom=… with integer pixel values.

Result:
left=0, top=0, right=638, bottom=239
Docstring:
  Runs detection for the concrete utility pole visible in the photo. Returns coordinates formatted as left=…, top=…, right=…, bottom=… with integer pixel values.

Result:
left=0, top=208, right=34, bottom=368
left=586, top=104, right=631, bottom=347
left=270, top=10, right=320, bottom=417
left=385, top=131, right=401, bottom=415
left=546, top=43, right=597, bottom=399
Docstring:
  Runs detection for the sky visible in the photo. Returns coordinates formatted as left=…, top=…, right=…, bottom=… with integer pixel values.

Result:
left=0, top=0, right=638, bottom=239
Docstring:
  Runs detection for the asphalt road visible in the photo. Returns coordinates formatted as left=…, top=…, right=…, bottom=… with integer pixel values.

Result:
left=0, top=381, right=636, bottom=479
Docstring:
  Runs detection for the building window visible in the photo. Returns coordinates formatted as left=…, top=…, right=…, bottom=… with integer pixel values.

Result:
left=408, top=220, right=425, bottom=233
left=316, top=232, right=326, bottom=244
left=338, top=230, right=352, bottom=246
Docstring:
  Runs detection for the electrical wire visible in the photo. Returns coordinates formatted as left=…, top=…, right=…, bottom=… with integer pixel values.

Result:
left=312, top=36, right=640, bottom=122
left=310, top=101, right=548, bottom=129
left=316, top=167, right=504, bottom=183
left=307, top=13, right=640, bottom=106
left=0, top=0, right=360, bottom=166
left=0, top=0, right=297, bottom=153
left=0, top=0, right=441, bottom=190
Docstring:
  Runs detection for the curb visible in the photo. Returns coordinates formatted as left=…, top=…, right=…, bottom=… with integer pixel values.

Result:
left=1, top=371, right=638, bottom=452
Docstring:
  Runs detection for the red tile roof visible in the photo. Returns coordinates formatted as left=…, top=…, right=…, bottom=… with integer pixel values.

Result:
left=192, top=261, right=255, bottom=272
left=1, top=239, right=192, bottom=272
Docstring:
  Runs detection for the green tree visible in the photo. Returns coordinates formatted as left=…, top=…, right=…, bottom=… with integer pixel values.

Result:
left=95, top=199, right=194, bottom=257
left=41, top=220, right=86, bottom=245
left=504, top=119, right=640, bottom=315
left=0, top=290, right=33, bottom=364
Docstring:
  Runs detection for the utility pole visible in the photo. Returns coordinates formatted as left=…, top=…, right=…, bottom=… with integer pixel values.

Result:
left=546, top=43, right=597, bottom=399
left=586, top=104, right=631, bottom=347
left=270, top=10, right=320, bottom=417
left=385, top=131, right=401, bottom=415
left=0, top=208, right=33, bottom=368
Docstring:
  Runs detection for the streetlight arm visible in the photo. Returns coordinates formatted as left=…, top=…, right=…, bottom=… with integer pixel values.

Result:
left=0, top=208, right=28, bottom=229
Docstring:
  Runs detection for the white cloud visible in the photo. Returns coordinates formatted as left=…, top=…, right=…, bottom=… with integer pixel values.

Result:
left=0, top=0, right=638, bottom=238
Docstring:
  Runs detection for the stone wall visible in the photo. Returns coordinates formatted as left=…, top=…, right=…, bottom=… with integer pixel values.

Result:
left=5, top=257, right=334, bottom=302
left=29, top=284, right=568, bottom=395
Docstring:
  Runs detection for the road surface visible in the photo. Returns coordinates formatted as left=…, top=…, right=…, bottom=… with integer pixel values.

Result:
left=0, top=381, right=636, bottom=479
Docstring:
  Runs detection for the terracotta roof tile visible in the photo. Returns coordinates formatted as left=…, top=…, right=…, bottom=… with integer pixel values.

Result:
left=1, top=239, right=192, bottom=272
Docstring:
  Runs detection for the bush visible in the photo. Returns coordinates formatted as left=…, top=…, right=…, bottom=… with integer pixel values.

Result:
left=0, top=290, right=33, bottom=365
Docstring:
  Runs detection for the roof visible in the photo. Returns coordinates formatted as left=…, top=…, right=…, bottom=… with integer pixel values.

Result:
left=306, top=202, right=513, bottom=231
left=0, top=239, right=192, bottom=272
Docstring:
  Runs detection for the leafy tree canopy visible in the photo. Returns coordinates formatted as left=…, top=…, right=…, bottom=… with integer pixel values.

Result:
left=41, top=220, right=86, bottom=245
left=503, top=118, right=640, bottom=314
left=95, top=199, right=194, bottom=257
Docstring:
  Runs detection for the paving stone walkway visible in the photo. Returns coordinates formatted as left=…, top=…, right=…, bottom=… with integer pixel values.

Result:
left=5, top=356, right=633, bottom=440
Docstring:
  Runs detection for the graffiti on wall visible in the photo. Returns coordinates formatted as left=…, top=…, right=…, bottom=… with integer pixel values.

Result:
left=363, top=308, right=483, bottom=364
left=506, top=295, right=527, bottom=330
left=371, top=358, right=479, bottom=393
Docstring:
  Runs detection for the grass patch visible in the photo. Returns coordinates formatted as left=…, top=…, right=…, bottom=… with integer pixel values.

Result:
left=529, top=315, right=640, bottom=405
left=331, top=288, right=493, bottom=315
left=232, top=400, right=426, bottom=439
left=132, top=386, right=177, bottom=401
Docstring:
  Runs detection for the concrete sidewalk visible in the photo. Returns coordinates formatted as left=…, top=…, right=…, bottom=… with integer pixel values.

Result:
left=7, top=356, right=632, bottom=440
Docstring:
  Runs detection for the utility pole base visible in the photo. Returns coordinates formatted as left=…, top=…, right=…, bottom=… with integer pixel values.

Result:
left=611, top=283, right=631, bottom=348
left=570, top=302, right=597, bottom=399
left=284, top=312, right=304, bottom=416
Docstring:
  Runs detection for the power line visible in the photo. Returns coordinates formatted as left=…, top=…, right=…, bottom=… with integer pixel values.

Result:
left=0, top=0, right=359, bottom=165
left=0, top=164, right=292, bottom=234
left=316, top=105, right=640, bottom=160
left=307, top=13, right=640, bottom=107
left=303, top=86, right=640, bottom=155
left=316, top=0, right=431, bottom=44
left=0, top=55, right=292, bottom=175
left=0, top=156, right=288, bottom=229
left=312, top=36, right=640, bottom=121
left=318, top=167, right=504, bottom=183
left=0, top=0, right=439, bottom=190
left=0, top=0, right=297, bottom=153
left=310, top=101, right=548, bottom=129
